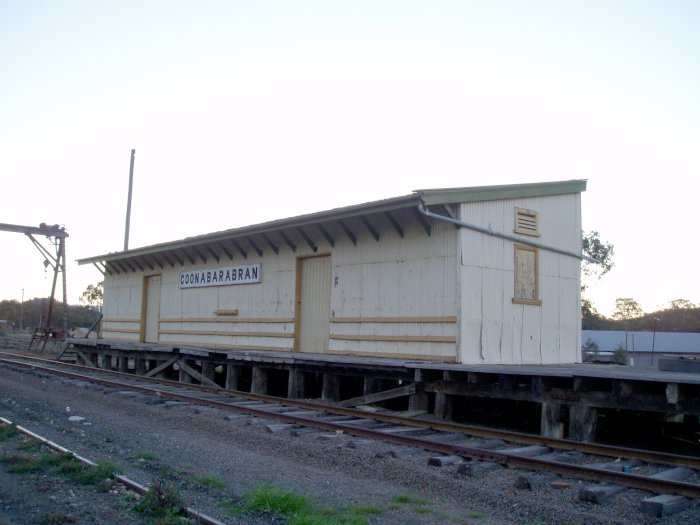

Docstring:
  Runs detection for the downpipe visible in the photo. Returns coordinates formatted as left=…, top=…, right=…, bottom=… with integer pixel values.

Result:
left=417, top=201, right=599, bottom=264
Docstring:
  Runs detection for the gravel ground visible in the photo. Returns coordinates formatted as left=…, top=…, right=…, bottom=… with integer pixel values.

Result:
left=0, top=357, right=698, bottom=525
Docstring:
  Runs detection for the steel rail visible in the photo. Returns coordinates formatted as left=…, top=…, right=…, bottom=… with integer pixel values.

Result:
left=3, top=356, right=700, bottom=499
left=2, top=351, right=699, bottom=471
left=4, top=356, right=700, bottom=498
left=5, top=357, right=700, bottom=499
left=0, top=417, right=228, bottom=525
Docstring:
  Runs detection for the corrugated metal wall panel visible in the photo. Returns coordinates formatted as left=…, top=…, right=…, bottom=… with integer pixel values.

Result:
left=458, top=193, right=582, bottom=364
left=100, top=192, right=580, bottom=363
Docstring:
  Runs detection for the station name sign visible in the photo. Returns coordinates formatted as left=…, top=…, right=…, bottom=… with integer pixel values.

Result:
left=179, top=264, right=261, bottom=289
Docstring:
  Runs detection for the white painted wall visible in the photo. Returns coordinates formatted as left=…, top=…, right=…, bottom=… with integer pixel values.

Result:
left=100, top=210, right=459, bottom=360
left=100, top=193, right=581, bottom=364
left=458, top=194, right=582, bottom=364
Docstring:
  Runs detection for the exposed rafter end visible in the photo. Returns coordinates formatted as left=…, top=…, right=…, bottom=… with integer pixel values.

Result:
left=247, top=237, right=263, bottom=257
left=204, top=244, right=220, bottom=263
left=262, top=233, right=279, bottom=254
left=279, top=231, right=297, bottom=252
left=384, top=211, right=404, bottom=238
left=217, top=242, right=234, bottom=261
left=297, top=227, right=317, bottom=252
left=338, top=220, right=356, bottom=246
left=233, top=240, right=248, bottom=259
left=317, top=224, right=335, bottom=248
left=361, top=217, right=380, bottom=242
left=92, top=261, right=106, bottom=275
left=192, top=245, right=208, bottom=264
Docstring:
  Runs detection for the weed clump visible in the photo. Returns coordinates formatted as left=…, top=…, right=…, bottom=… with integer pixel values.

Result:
left=134, top=476, right=186, bottom=522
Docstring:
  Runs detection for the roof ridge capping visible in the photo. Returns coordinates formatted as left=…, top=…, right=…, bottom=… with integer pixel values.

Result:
left=415, top=179, right=587, bottom=206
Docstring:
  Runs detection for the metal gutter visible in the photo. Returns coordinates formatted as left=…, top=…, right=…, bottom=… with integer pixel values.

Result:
left=417, top=201, right=598, bottom=264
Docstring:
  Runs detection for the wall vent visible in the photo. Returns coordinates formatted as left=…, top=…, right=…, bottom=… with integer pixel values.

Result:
left=514, top=208, right=539, bottom=237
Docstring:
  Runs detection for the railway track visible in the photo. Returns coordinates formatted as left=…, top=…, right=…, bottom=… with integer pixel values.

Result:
left=1, top=350, right=699, bottom=517
left=0, top=416, right=228, bottom=525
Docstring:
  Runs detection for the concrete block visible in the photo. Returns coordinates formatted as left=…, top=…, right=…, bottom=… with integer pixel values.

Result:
left=427, top=432, right=471, bottom=444
left=538, top=451, right=582, bottom=463
left=640, top=495, right=691, bottom=517
left=428, top=455, right=462, bottom=468
left=471, top=439, right=506, bottom=450
left=318, top=433, right=347, bottom=441
left=515, top=472, right=559, bottom=490
left=386, top=446, right=421, bottom=458
left=456, top=461, right=503, bottom=477
left=579, top=483, right=626, bottom=504
left=164, top=401, right=188, bottom=408
left=346, top=439, right=375, bottom=449
left=224, top=414, right=252, bottom=422
left=265, top=424, right=298, bottom=433
left=498, top=445, right=550, bottom=457
left=651, top=466, right=693, bottom=481
left=379, top=426, right=428, bottom=435
left=290, top=428, right=319, bottom=437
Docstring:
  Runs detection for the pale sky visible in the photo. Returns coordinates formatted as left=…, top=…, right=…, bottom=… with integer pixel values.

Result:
left=1, top=1, right=699, bottom=317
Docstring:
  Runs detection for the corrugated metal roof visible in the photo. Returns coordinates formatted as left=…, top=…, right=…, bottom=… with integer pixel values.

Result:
left=78, top=179, right=586, bottom=268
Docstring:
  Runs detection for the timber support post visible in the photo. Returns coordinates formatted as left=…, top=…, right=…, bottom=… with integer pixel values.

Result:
left=201, top=362, right=216, bottom=385
left=251, top=366, right=268, bottom=394
left=322, top=373, right=340, bottom=402
left=434, top=371, right=453, bottom=419
left=541, top=400, right=565, bottom=438
left=135, top=357, right=147, bottom=376
left=569, top=404, right=597, bottom=442
left=226, top=364, right=241, bottom=390
left=409, top=369, right=429, bottom=412
left=179, top=359, right=194, bottom=384
left=288, top=369, right=305, bottom=399
left=118, top=355, right=129, bottom=373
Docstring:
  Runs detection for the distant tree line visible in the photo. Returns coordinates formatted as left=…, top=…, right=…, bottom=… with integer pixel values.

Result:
left=0, top=298, right=100, bottom=332
left=583, top=297, right=700, bottom=333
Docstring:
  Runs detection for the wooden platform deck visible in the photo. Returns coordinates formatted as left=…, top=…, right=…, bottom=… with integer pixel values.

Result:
left=66, top=337, right=700, bottom=444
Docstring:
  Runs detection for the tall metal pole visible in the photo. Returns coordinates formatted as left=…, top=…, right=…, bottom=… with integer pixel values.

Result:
left=124, top=149, right=136, bottom=251
left=20, top=289, right=24, bottom=331
left=60, top=237, right=68, bottom=337
left=651, top=318, right=659, bottom=366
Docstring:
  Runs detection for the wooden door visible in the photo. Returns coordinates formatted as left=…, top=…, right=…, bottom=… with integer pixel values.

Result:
left=296, top=255, right=331, bottom=353
left=142, top=275, right=161, bottom=343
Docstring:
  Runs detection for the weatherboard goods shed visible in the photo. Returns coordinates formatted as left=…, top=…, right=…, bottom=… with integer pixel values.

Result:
left=79, top=180, right=586, bottom=365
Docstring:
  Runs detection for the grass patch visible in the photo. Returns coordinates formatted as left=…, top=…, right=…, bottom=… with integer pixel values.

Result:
left=171, top=464, right=226, bottom=489
left=231, top=484, right=370, bottom=525
left=346, top=504, right=384, bottom=515
left=133, top=450, right=159, bottom=461
left=0, top=425, right=18, bottom=441
left=3, top=453, right=55, bottom=473
left=467, top=511, right=486, bottom=519
left=240, top=484, right=313, bottom=515
left=191, top=473, right=226, bottom=489
left=17, top=438, right=42, bottom=451
left=40, top=513, right=77, bottom=524
left=412, top=505, right=432, bottom=514
left=2, top=447, right=119, bottom=486
left=391, top=493, right=428, bottom=505
left=70, top=459, right=120, bottom=486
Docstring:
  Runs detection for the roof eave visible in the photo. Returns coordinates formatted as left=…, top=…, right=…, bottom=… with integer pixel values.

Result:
left=77, top=193, right=420, bottom=265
